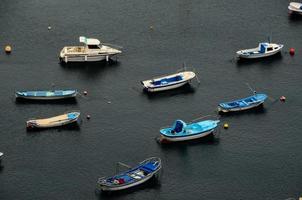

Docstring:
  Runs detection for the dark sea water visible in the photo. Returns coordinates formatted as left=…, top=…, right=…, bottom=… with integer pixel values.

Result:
left=0, top=0, right=302, bottom=199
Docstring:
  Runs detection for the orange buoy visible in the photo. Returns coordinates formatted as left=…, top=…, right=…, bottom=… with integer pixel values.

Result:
left=289, top=48, right=295, bottom=56
left=83, top=91, right=88, bottom=95
left=280, top=96, right=286, bottom=102
left=86, top=115, right=91, bottom=119
left=5, top=45, right=11, bottom=53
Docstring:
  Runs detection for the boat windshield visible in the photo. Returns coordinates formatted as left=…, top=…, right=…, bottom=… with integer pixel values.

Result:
left=88, top=45, right=100, bottom=49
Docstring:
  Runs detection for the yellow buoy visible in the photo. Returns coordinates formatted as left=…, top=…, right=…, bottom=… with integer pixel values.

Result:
left=5, top=45, right=12, bottom=53
left=223, top=123, right=229, bottom=129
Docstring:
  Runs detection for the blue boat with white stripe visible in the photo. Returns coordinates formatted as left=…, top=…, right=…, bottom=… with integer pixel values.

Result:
left=97, top=157, right=161, bottom=192
left=15, top=89, right=77, bottom=100
left=218, top=93, right=267, bottom=113
left=159, top=119, right=220, bottom=142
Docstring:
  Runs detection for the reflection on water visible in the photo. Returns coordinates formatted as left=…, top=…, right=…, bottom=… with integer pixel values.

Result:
left=60, top=60, right=121, bottom=79
left=15, top=97, right=78, bottom=105
left=97, top=176, right=161, bottom=199
left=26, top=122, right=81, bottom=134
left=143, top=83, right=196, bottom=100
left=218, top=104, right=267, bottom=119
left=236, top=53, right=283, bottom=68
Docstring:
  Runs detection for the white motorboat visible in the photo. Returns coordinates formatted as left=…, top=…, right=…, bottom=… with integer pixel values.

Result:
left=236, top=42, right=283, bottom=59
left=288, top=2, right=302, bottom=14
left=141, top=71, right=196, bottom=92
left=59, top=36, right=122, bottom=63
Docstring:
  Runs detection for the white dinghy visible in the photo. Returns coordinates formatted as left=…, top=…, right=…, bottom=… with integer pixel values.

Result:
left=59, top=36, right=122, bottom=63
left=288, top=2, right=302, bottom=14
left=236, top=42, right=283, bottom=59
left=141, top=71, right=196, bottom=92
left=0, top=152, right=3, bottom=162
left=26, top=111, right=80, bottom=129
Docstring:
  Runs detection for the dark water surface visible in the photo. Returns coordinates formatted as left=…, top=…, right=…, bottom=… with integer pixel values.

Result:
left=0, top=0, right=302, bottom=199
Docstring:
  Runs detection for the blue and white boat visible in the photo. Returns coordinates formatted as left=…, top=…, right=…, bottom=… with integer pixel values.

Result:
left=15, top=90, right=77, bottom=100
left=236, top=43, right=283, bottom=59
left=97, top=157, right=161, bottom=192
left=159, top=119, right=220, bottom=142
left=288, top=2, right=302, bottom=15
left=141, top=71, right=196, bottom=92
left=218, top=93, right=267, bottom=113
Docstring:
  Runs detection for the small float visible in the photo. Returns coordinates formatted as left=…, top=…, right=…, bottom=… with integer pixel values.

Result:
left=236, top=42, right=283, bottom=59
left=288, top=2, right=302, bottom=14
left=59, top=36, right=122, bottom=63
left=159, top=119, right=220, bottom=142
left=15, top=90, right=77, bottom=100
left=97, top=157, right=161, bottom=192
left=26, top=111, right=80, bottom=129
left=218, top=93, right=267, bottom=113
left=141, top=71, right=196, bottom=92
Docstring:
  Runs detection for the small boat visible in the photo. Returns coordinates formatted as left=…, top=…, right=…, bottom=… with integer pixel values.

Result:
left=218, top=93, right=267, bottom=113
left=26, top=111, right=80, bottom=129
left=0, top=152, right=3, bottom=162
left=15, top=90, right=77, bottom=100
left=159, top=119, right=220, bottom=142
left=288, top=2, right=302, bottom=15
left=59, top=36, right=122, bottom=63
left=236, top=42, right=283, bottom=59
left=97, top=157, right=161, bottom=192
left=141, top=71, right=196, bottom=92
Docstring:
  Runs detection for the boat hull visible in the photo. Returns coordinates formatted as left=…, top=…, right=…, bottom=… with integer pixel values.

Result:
left=60, top=54, right=119, bottom=63
left=218, top=102, right=264, bottom=113
left=16, top=93, right=77, bottom=100
left=98, top=172, right=158, bottom=191
left=144, top=81, right=188, bottom=92
left=237, top=49, right=282, bottom=59
left=160, top=129, right=214, bottom=142
left=0, top=152, right=3, bottom=162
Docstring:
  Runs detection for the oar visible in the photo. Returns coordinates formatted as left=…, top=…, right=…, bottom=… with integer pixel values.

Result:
left=193, top=67, right=201, bottom=84
left=245, top=82, right=256, bottom=94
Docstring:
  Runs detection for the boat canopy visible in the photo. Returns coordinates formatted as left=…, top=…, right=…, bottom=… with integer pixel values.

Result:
left=79, top=36, right=101, bottom=45
left=171, top=120, right=186, bottom=133
left=259, top=43, right=268, bottom=53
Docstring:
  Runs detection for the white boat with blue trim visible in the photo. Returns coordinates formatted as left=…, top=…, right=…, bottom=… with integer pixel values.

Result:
left=141, top=71, right=196, bottom=92
left=97, top=157, right=161, bottom=192
left=26, top=111, right=80, bottom=129
left=288, top=2, right=302, bottom=14
left=59, top=36, right=122, bottom=63
left=159, top=119, right=220, bottom=142
left=218, top=93, right=267, bottom=113
left=15, top=90, right=77, bottom=100
left=236, top=42, right=283, bottom=59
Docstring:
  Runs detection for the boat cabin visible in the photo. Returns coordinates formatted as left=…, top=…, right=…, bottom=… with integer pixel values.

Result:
left=79, top=36, right=102, bottom=50
left=258, top=43, right=279, bottom=53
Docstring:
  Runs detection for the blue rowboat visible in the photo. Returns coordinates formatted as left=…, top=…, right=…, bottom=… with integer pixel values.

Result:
left=15, top=90, right=77, bottom=100
left=218, top=93, right=267, bottom=113
left=97, top=157, right=161, bottom=192
left=141, top=71, right=195, bottom=92
left=159, top=119, right=220, bottom=142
